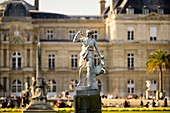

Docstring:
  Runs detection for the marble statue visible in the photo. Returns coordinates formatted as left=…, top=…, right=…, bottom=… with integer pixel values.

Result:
left=73, top=30, right=105, bottom=89
left=29, top=42, right=48, bottom=102
left=30, top=77, right=36, bottom=97
left=146, top=80, right=151, bottom=91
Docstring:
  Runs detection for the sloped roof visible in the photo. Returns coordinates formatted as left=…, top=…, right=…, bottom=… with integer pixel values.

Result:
left=0, top=0, right=36, bottom=10
left=110, top=0, right=170, bottom=14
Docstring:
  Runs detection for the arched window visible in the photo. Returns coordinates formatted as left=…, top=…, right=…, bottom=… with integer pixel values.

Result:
left=12, top=52, right=21, bottom=68
left=12, top=79, right=22, bottom=93
left=127, top=80, right=135, bottom=94
left=97, top=79, right=102, bottom=92
left=47, top=79, right=57, bottom=92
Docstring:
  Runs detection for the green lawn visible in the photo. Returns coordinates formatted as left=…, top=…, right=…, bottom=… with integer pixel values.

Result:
left=102, top=110, right=170, bottom=113
left=1, top=111, right=170, bottom=113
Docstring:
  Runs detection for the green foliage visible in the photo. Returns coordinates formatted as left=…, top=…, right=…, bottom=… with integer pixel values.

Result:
left=146, top=49, right=170, bottom=73
left=146, top=49, right=170, bottom=92
left=0, top=107, right=170, bottom=113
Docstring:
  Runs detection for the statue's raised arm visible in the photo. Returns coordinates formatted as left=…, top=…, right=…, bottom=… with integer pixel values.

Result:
left=73, top=31, right=84, bottom=42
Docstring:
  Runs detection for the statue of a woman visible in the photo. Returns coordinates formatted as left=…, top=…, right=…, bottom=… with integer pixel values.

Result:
left=73, top=30, right=104, bottom=87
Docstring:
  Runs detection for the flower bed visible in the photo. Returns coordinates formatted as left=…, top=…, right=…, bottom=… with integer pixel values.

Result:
left=0, top=107, right=170, bottom=112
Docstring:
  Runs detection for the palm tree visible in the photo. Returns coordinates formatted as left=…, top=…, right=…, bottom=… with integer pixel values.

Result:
left=146, top=49, right=170, bottom=94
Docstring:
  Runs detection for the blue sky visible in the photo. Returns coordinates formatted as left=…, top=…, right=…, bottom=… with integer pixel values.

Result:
left=18, top=0, right=110, bottom=15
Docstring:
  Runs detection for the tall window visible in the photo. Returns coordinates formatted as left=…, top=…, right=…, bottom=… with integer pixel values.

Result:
left=92, top=30, right=98, bottom=40
left=46, top=30, right=54, bottom=40
left=150, top=27, right=157, bottom=41
left=71, top=54, right=78, bottom=68
left=151, top=80, right=157, bottom=92
left=69, top=30, right=76, bottom=40
left=12, top=52, right=21, bottom=68
left=47, top=80, right=57, bottom=92
left=3, top=77, right=7, bottom=92
left=127, top=80, right=135, bottom=94
left=127, top=27, right=134, bottom=40
left=27, top=49, right=30, bottom=67
left=127, top=53, right=134, bottom=69
left=3, top=49, right=7, bottom=67
left=12, top=79, right=22, bottom=93
left=48, top=54, right=55, bottom=69
left=94, top=55, right=100, bottom=66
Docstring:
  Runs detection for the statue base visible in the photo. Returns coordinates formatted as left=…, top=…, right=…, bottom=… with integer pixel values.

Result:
left=74, top=86, right=101, bottom=113
left=146, top=90, right=153, bottom=99
left=22, top=97, right=56, bottom=113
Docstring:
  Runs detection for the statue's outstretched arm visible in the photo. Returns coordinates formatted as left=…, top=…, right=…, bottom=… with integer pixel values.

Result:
left=94, top=41, right=104, bottom=59
left=73, top=31, right=84, bottom=42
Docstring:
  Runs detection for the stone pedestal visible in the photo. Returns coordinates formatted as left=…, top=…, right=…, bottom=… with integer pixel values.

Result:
left=146, top=90, right=153, bottom=99
left=22, top=97, right=56, bottom=113
left=22, top=103, right=55, bottom=113
left=74, top=87, right=101, bottom=113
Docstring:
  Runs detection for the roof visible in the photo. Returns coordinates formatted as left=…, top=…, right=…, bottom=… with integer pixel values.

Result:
left=1, top=0, right=101, bottom=19
left=108, top=0, right=170, bottom=14
left=0, top=0, right=36, bottom=10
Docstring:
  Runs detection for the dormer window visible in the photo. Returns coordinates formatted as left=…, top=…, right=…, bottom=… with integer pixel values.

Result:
left=126, top=6, right=134, bottom=14
left=142, top=6, right=149, bottom=14
left=114, top=7, right=122, bottom=14
left=157, top=6, right=164, bottom=15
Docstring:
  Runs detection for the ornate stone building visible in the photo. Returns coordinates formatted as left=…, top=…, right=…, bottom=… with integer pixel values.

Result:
left=0, top=0, right=170, bottom=99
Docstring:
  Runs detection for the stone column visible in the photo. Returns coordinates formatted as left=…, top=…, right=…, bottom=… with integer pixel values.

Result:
left=6, top=77, right=9, bottom=97
left=0, top=77, right=3, bottom=96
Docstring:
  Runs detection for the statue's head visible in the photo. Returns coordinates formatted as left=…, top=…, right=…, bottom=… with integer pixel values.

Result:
left=86, top=29, right=93, bottom=36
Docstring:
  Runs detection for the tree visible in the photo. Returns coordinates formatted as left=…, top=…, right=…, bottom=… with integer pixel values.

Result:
left=146, top=49, right=170, bottom=94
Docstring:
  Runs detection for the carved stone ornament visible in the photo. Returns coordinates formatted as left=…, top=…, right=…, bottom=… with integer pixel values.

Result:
left=142, top=12, right=166, bottom=20
left=0, top=22, right=34, bottom=44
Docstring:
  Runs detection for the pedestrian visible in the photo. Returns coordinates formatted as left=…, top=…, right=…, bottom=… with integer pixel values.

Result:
left=140, top=100, right=144, bottom=107
left=7, top=99, right=15, bottom=108
left=58, top=99, right=66, bottom=108
left=164, top=97, right=168, bottom=107
left=55, top=100, right=61, bottom=107
left=145, top=101, right=150, bottom=108
left=66, top=100, right=72, bottom=108
left=155, top=100, right=160, bottom=107
left=1, top=99, right=8, bottom=108
left=17, top=96, right=22, bottom=108
left=152, top=99, right=156, bottom=107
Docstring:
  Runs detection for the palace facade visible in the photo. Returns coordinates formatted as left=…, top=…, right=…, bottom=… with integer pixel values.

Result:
left=0, top=0, right=170, bottom=99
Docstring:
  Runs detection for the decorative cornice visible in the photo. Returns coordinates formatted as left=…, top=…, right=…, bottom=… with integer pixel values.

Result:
left=142, top=12, right=166, bottom=20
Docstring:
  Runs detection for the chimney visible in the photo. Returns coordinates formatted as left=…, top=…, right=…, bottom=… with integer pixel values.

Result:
left=35, top=0, right=39, bottom=10
left=99, top=0, right=106, bottom=15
